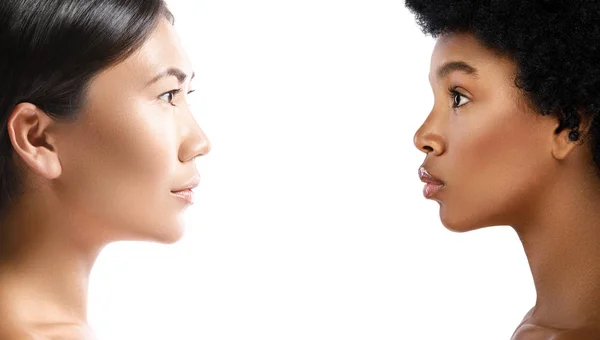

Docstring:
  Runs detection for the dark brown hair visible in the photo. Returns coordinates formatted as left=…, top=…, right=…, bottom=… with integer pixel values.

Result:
left=0, top=0, right=174, bottom=215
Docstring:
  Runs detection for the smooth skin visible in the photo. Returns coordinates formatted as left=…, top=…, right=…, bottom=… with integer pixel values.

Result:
left=414, top=33, right=600, bottom=339
left=0, top=18, right=210, bottom=339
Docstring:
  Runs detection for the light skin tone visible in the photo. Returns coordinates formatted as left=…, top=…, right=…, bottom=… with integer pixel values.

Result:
left=414, top=32, right=600, bottom=339
left=0, top=18, right=209, bottom=339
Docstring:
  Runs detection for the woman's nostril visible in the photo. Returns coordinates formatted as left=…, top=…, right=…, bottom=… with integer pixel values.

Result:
left=423, top=145, right=434, bottom=153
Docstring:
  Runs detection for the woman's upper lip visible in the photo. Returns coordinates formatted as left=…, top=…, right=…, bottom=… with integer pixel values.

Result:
left=418, top=167, right=444, bottom=185
left=172, top=177, right=200, bottom=192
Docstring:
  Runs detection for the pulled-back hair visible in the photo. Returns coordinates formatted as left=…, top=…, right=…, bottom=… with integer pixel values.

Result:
left=0, top=0, right=174, bottom=215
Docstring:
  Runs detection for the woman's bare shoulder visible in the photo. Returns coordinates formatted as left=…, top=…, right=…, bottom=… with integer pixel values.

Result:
left=553, top=328, right=600, bottom=340
left=34, top=323, right=96, bottom=340
left=0, top=326, right=41, bottom=340
left=0, top=323, right=95, bottom=340
left=512, top=323, right=600, bottom=340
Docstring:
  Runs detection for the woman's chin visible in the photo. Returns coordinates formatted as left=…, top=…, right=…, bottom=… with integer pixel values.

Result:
left=119, top=219, right=187, bottom=244
left=152, top=222, right=186, bottom=244
left=439, top=208, right=485, bottom=233
left=158, top=230, right=185, bottom=244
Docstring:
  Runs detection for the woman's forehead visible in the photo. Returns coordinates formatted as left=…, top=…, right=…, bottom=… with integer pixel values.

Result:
left=429, top=33, right=515, bottom=82
left=93, top=20, right=194, bottom=90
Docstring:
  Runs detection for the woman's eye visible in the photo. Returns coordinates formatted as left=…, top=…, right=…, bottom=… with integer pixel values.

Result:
left=159, top=89, right=182, bottom=106
left=451, top=90, right=470, bottom=108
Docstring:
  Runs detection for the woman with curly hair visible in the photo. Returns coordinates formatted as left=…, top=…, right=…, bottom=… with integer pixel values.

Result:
left=408, top=0, right=600, bottom=339
left=0, top=0, right=209, bottom=338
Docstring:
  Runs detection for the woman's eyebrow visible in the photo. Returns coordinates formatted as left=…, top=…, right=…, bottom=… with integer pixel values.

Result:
left=146, top=67, right=195, bottom=86
left=436, top=61, right=479, bottom=79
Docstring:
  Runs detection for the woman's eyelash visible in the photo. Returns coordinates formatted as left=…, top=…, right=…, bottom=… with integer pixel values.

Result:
left=448, top=87, right=469, bottom=108
left=160, top=89, right=182, bottom=107
left=159, top=89, right=196, bottom=107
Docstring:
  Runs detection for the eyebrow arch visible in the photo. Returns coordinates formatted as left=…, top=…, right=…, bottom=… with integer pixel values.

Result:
left=436, top=61, right=478, bottom=79
left=147, top=68, right=195, bottom=86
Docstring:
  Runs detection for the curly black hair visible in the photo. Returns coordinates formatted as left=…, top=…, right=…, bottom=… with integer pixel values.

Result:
left=405, top=0, right=600, bottom=167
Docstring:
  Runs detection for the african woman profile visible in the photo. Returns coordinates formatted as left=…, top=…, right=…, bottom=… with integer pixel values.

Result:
left=409, top=1, right=600, bottom=339
left=0, top=0, right=209, bottom=338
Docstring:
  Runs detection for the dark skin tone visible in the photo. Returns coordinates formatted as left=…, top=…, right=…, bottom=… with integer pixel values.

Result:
left=414, top=33, right=600, bottom=339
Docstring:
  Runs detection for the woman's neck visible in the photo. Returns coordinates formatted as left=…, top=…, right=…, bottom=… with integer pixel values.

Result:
left=0, top=197, right=103, bottom=330
left=515, top=174, right=600, bottom=330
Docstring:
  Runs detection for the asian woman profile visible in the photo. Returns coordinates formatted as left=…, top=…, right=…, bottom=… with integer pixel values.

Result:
left=0, top=0, right=209, bottom=338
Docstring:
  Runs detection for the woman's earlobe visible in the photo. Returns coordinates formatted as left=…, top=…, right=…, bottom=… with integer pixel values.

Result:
left=551, top=127, right=581, bottom=161
left=7, top=103, right=62, bottom=179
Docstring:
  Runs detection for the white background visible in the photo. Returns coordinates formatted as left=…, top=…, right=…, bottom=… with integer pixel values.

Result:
left=88, top=1, right=535, bottom=339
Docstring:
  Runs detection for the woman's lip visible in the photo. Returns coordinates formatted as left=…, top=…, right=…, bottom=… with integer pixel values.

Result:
left=172, top=177, right=200, bottom=192
left=418, top=167, right=444, bottom=198
left=418, top=167, right=444, bottom=185
left=423, top=183, right=444, bottom=198
left=171, top=189, right=194, bottom=204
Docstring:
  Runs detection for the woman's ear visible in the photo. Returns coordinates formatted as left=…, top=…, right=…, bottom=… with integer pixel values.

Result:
left=551, top=128, right=576, bottom=161
left=551, top=113, right=593, bottom=160
left=7, top=103, right=62, bottom=179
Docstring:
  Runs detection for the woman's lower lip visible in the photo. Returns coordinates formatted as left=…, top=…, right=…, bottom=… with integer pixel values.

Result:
left=171, top=189, right=194, bottom=204
left=423, top=183, right=444, bottom=198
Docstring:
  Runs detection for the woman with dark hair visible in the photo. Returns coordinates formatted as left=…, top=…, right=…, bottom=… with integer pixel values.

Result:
left=0, top=0, right=209, bottom=338
left=408, top=0, right=600, bottom=339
